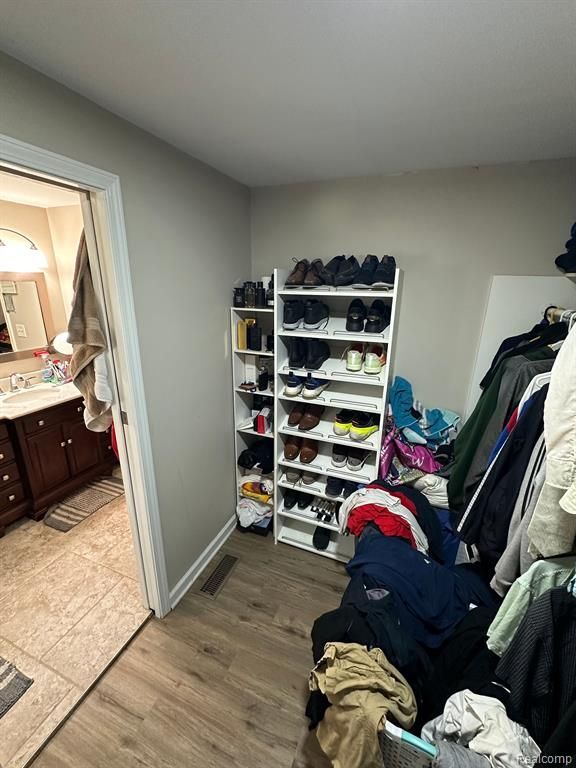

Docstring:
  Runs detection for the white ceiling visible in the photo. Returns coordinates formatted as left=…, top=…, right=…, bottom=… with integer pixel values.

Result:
left=0, top=0, right=575, bottom=186
left=0, top=171, right=80, bottom=208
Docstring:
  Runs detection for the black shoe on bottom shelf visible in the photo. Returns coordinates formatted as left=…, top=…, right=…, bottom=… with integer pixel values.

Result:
left=313, top=526, right=332, bottom=551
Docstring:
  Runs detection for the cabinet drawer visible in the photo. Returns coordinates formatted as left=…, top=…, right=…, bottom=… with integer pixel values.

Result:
left=0, top=441, right=15, bottom=466
left=0, top=462, right=19, bottom=486
left=0, top=422, right=9, bottom=443
left=0, top=483, right=26, bottom=512
left=22, top=406, right=68, bottom=435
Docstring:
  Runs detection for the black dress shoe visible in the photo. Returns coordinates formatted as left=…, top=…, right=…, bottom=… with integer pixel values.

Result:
left=346, top=299, right=367, bottom=332
left=305, top=340, right=330, bottom=370
left=288, top=338, right=306, bottom=368
left=285, top=259, right=309, bottom=288
left=321, top=255, right=346, bottom=286
left=364, top=300, right=391, bottom=333
left=372, top=255, right=396, bottom=288
left=297, top=492, right=312, bottom=510
left=283, top=490, right=299, bottom=509
left=304, top=300, right=330, bottom=330
left=334, top=256, right=360, bottom=286
left=352, top=255, right=379, bottom=288
left=283, top=300, right=305, bottom=329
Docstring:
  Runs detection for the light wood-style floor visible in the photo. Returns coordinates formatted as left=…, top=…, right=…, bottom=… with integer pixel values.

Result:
left=30, top=530, right=349, bottom=768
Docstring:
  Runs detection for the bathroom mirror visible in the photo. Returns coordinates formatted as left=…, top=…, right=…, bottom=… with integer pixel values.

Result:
left=0, top=272, right=55, bottom=361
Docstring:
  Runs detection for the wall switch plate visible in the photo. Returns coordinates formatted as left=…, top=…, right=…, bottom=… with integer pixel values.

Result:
left=15, top=324, right=27, bottom=338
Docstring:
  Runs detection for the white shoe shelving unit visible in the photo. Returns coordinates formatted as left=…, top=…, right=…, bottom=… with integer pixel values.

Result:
left=272, top=267, right=402, bottom=562
left=231, top=306, right=276, bottom=527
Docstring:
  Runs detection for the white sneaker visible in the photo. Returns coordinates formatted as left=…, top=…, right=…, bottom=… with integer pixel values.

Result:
left=344, top=344, right=365, bottom=372
left=364, top=345, right=387, bottom=375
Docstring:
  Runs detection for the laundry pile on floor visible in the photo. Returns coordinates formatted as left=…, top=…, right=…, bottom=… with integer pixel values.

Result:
left=293, top=309, right=576, bottom=767
left=236, top=439, right=274, bottom=529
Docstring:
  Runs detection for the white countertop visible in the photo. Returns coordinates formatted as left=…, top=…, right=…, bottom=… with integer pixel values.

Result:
left=0, top=382, right=82, bottom=420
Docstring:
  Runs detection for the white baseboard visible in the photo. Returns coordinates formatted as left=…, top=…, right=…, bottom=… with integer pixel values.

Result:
left=168, top=514, right=237, bottom=609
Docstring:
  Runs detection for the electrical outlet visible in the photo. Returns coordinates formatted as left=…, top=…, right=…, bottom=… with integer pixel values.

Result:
left=15, top=324, right=27, bottom=338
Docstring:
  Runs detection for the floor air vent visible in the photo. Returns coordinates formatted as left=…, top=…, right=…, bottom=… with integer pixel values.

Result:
left=199, top=555, right=238, bottom=599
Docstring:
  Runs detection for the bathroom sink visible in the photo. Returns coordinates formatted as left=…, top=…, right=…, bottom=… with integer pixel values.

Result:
left=1, top=385, right=57, bottom=404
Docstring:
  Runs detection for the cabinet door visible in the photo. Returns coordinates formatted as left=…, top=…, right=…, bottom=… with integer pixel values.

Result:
left=26, top=425, right=70, bottom=494
left=65, top=420, right=102, bottom=475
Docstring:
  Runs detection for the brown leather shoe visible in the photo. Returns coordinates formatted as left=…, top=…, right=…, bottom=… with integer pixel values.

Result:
left=284, top=435, right=302, bottom=460
left=300, top=438, right=319, bottom=463
left=285, top=259, right=309, bottom=287
left=298, top=404, right=325, bottom=431
left=304, top=259, right=324, bottom=287
left=288, top=403, right=306, bottom=427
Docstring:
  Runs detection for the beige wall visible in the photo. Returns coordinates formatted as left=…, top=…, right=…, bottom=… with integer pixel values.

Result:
left=0, top=199, right=68, bottom=377
left=251, top=159, right=576, bottom=414
left=0, top=52, right=251, bottom=590
left=46, top=204, right=83, bottom=317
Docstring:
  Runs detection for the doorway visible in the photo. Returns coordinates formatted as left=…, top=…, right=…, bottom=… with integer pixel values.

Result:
left=0, top=135, right=168, bottom=768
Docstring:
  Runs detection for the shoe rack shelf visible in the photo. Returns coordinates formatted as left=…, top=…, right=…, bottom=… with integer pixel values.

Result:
left=231, top=307, right=276, bottom=524
left=278, top=412, right=380, bottom=452
left=272, top=267, right=402, bottom=562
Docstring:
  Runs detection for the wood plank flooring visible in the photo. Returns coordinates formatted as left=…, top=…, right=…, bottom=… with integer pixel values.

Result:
left=30, top=530, right=349, bottom=768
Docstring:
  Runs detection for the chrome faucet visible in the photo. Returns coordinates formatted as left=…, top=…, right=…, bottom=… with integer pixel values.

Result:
left=9, top=373, right=30, bottom=392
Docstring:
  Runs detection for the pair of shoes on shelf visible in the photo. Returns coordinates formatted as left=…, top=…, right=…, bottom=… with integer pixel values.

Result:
left=283, top=468, right=317, bottom=484
left=285, top=259, right=324, bottom=288
left=283, top=299, right=330, bottom=330
left=321, top=255, right=359, bottom=287
left=283, top=489, right=313, bottom=510
left=344, top=343, right=387, bottom=375
left=331, top=444, right=369, bottom=471
left=326, top=476, right=359, bottom=498
left=333, top=410, right=379, bottom=441
left=288, top=403, right=324, bottom=431
left=284, top=436, right=318, bottom=463
left=346, top=299, right=391, bottom=333
left=288, top=338, right=330, bottom=370
left=284, top=371, right=330, bottom=398
left=352, top=255, right=396, bottom=289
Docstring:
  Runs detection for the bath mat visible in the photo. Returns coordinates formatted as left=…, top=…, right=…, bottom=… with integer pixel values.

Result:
left=0, top=656, right=33, bottom=718
left=44, top=476, right=125, bottom=532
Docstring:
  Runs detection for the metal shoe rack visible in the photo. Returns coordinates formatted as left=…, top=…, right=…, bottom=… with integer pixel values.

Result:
left=272, top=266, right=402, bottom=561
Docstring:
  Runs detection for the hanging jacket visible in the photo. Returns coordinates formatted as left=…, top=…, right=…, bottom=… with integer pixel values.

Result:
left=457, top=385, right=547, bottom=574
left=528, top=322, right=576, bottom=557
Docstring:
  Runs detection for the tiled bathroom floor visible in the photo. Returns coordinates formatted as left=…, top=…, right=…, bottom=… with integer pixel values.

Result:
left=0, top=496, right=150, bottom=768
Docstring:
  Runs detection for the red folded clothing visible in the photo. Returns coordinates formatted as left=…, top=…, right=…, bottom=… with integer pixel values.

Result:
left=347, top=503, right=416, bottom=548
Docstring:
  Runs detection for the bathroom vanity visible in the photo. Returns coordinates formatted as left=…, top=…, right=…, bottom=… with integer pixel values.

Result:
left=0, top=383, right=116, bottom=535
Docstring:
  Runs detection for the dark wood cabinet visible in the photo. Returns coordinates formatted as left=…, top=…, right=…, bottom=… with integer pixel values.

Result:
left=65, top=419, right=102, bottom=475
left=26, top=425, right=71, bottom=495
left=0, top=396, right=118, bottom=531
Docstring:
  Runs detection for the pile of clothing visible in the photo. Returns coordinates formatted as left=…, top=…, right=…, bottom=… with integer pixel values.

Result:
left=555, top=221, right=576, bottom=274
left=380, top=377, right=459, bottom=509
left=236, top=439, right=274, bottom=529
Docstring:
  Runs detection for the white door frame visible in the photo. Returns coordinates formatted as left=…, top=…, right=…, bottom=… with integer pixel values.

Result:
left=0, top=133, right=171, bottom=617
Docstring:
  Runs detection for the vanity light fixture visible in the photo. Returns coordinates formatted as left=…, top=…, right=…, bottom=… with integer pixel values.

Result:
left=0, top=227, right=48, bottom=272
